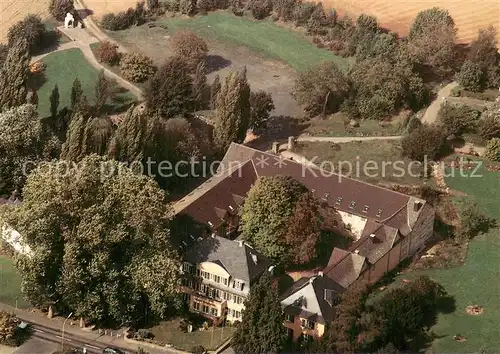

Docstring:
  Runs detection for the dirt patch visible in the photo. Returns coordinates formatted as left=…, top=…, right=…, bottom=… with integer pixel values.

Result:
left=466, top=305, right=484, bottom=315
left=107, top=25, right=303, bottom=117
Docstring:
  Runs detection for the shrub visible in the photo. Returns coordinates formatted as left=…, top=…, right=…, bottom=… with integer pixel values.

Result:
left=100, top=3, right=146, bottom=31
left=249, top=0, right=272, bottom=20
left=0, top=311, right=18, bottom=346
left=456, top=202, right=496, bottom=239
left=135, top=329, right=153, bottom=340
left=179, top=0, right=197, bottom=15
left=456, top=60, right=484, bottom=92
left=478, top=114, right=500, bottom=140
left=484, top=138, right=500, bottom=162
left=402, top=124, right=447, bottom=161
left=169, top=30, right=208, bottom=71
left=438, top=103, right=479, bottom=136
left=96, top=40, right=120, bottom=65
left=293, top=2, right=316, bottom=26
left=163, top=0, right=181, bottom=11
left=120, top=52, right=157, bottom=83
left=49, top=0, right=75, bottom=21
left=191, top=346, right=206, bottom=354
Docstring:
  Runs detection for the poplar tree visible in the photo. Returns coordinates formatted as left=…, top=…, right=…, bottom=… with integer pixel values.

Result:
left=94, top=70, right=109, bottom=115
left=232, top=273, right=286, bottom=354
left=213, top=68, right=250, bottom=153
left=192, top=61, right=208, bottom=110
left=71, top=77, right=83, bottom=109
left=210, top=74, right=221, bottom=109
left=49, top=84, right=60, bottom=120
left=0, top=39, right=30, bottom=110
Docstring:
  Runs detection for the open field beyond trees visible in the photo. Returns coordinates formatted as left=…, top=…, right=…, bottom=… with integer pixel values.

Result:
left=324, top=0, right=500, bottom=43
left=83, top=0, right=142, bottom=19
left=30, top=48, right=136, bottom=118
left=155, top=11, right=349, bottom=72
left=383, top=160, right=500, bottom=352
left=295, top=140, right=426, bottom=186
left=0, top=0, right=51, bottom=43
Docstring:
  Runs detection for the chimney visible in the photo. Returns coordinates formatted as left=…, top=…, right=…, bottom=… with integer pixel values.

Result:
left=414, top=201, right=423, bottom=212
left=369, top=233, right=376, bottom=238
left=354, top=250, right=359, bottom=255
left=238, top=240, right=244, bottom=247
left=228, top=205, right=235, bottom=212
left=317, top=271, right=323, bottom=277
left=272, top=141, right=280, bottom=154
left=211, top=233, right=216, bottom=238
left=251, top=253, right=258, bottom=264
left=287, top=136, right=296, bottom=151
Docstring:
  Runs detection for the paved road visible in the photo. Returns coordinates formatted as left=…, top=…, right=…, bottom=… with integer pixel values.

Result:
left=421, top=81, right=459, bottom=124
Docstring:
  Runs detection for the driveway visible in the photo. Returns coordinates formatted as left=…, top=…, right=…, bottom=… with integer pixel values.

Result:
left=421, top=82, right=459, bottom=124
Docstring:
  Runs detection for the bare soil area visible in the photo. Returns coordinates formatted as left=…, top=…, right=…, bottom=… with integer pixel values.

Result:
left=323, top=0, right=500, bottom=43
left=107, top=25, right=303, bottom=117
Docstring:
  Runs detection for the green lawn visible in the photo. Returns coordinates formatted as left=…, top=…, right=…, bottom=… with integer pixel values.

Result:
left=295, top=140, right=426, bottom=186
left=30, top=48, right=135, bottom=118
left=389, top=160, right=500, bottom=352
left=0, top=256, right=30, bottom=309
left=156, top=11, right=350, bottom=72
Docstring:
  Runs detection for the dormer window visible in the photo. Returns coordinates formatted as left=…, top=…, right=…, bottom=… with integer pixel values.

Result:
left=349, top=201, right=356, bottom=209
left=376, top=209, right=383, bottom=217
left=233, top=280, right=244, bottom=291
left=362, top=205, right=369, bottom=213
left=335, top=197, right=343, bottom=205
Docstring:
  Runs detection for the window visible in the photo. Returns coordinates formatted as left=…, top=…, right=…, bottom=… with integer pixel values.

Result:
left=233, top=310, right=241, bottom=319
left=208, top=288, right=214, bottom=298
left=196, top=268, right=200, bottom=276
left=307, top=320, right=315, bottom=330
left=223, top=292, right=230, bottom=301
left=215, top=289, right=221, bottom=299
left=303, top=334, right=313, bottom=342
left=202, top=305, right=209, bottom=314
left=210, top=307, right=218, bottom=316
left=285, top=314, right=294, bottom=322
left=182, top=263, right=192, bottom=273
left=201, top=271, right=210, bottom=279
left=301, top=319, right=307, bottom=328
left=223, top=278, right=228, bottom=286
left=376, top=209, right=383, bottom=217
left=362, top=205, right=369, bottom=213
left=237, top=296, right=243, bottom=304
left=335, top=197, right=343, bottom=205
left=213, top=275, right=221, bottom=283
left=287, top=328, right=294, bottom=339
left=193, top=302, right=200, bottom=311
left=349, top=201, right=356, bottom=209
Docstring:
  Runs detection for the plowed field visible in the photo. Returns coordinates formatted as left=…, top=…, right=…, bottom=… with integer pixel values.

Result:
left=0, top=0, right=51, bottom=43
left=82, top=0, right=140, bottom=18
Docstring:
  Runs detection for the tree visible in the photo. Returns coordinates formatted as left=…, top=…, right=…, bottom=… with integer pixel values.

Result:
left=7, top=15, right=46, bottom=55
left=347, top=14, right=380, bottom=59
left=27, top=90, right=38, bottom=107
left=145, top=56, right=194, bottom=118
left=120, top=52, right=156, bottom=83
left=210, top=74, right=221, bottom=109
left=0, top=44, right=8, bottom=67
left=401, top=124, right=447, bottom=162
left=213, top=69, right=250, bottom=152
left=456, top=60, right=484, bottom=92
left=306, top=3, right=327, bottom=35
left=70, top=77, right=83, bottom=109
left=0, top=311, right=18, bottom=346
left=0, top=105, right=44, bottom=194
left=94, top=70, right=110, bottom=115
left=438, top=103, right=479, bottom=136
left=169, top=30, right=208, bottom=71
left=61, top=113, right=114, bottom=161
left=408, top=7, right=457, bottom=75
left=249, top=90, right=274, bottom=131
left=49, top=85, right=60, bottom=120
left=179, top=0, right=197, bottom=15
left=249, top=0, right=273, bottom=20
left=371, top=276, right=447, bottom=349
left=484, top=138, right=500, bottom=162
left=239, top=176, right=310, bottom=261
left=96, top=40, right=120, bottom=65
left=478, top=101, right=500, bottom=140
left=283, top=193, right=321, bottom=265
left=456, top=202, right=496, bottom=239
left=232, top=273, right=286, bottom=354
left=192, top=61, right=209, bottom=110
left=468, top=27, right=499, bottom=87
left=294, top=61, right=350, bottom=117
left=49, top=0, right=75, bottom=21
left=4, top=155, right=181, bottom=324
left=0, top=39, right=30, bottom=110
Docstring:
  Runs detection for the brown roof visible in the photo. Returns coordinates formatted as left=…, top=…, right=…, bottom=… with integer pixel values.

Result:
left=327, top=248, right=350, bottom=267
left=323, top=252, right=366, bottom=288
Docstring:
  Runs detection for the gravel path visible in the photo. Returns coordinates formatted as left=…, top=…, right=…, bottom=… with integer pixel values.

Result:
left=421, top=82, right=459, bottom=124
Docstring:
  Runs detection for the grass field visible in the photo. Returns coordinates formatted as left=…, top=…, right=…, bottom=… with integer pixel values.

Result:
left=31, top=48, right=135, bottom=118
left=155, top=11, right=350, bottom=72
left=386, top=160, right=500, bottom=352
left=0, top=255, right=30, bottom=309
left=295, top=140, right=426, bottom=186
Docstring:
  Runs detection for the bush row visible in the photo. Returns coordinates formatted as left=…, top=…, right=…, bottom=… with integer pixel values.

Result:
left=101, top=2, right=147, bottom=31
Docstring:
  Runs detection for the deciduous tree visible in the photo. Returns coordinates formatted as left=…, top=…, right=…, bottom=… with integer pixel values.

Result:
left=49, top=0, right=75, bottom=21
left=120, top=52, right=156, bottom=83
left=145, top=56, right=194, bottom=118
left=213, top=69, right=250, bottom=152
left=0, top=311, right=17, bottom=346
left=478, top=101, right=500, bottom=140
left=249, top=90, right=274, bottom=131
left=7, top=15, right=46, bottom=54
left=484, top=138, right=500, bottom=162
left=0, top=39, right=30, bottom=110
left=169, top=30, right=208, bottom=70
left=96, top=40, right=120, bottom=65
left=293, top=61, right=350, bottom=117
left=456, top=60, right=484, bottom=92
left=401, top=124, right=447, bottom=161
left=438, top=103, right=479, bottom=136
left=5, top=155, right=181, bottom=325
left=232, top=273, right=286, bottom=354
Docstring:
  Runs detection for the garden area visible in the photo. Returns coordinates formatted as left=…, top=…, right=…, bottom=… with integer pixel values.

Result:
left=29, top=48, right=136, bottom=118
left=141, top=317, right=235, bottom=351
left=295, top=139, right=427, bottom=186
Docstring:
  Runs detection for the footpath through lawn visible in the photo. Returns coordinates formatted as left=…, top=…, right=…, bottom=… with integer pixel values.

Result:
left=156, top=11, right=350, bottom=72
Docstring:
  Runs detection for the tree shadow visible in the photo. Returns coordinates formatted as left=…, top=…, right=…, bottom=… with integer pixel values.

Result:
left=204, top=54, right=232, bottom=74
left=246, top=115, right=305, bottom=151
left=75, top=8, right=93, bottom=21
left=27, top=73, right=47, bottom=91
